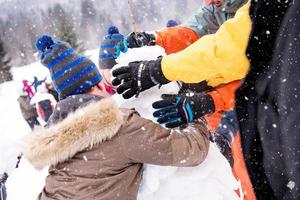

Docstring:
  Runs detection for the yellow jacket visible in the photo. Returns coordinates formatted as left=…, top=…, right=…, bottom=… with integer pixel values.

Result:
left=161, top=0, right=252, bottom=87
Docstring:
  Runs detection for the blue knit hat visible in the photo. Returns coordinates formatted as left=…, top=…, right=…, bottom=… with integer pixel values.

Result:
left=35, top=35, right=102, bottom=100
left=166, top=20, right=179, bottom=28
left=107, top=26, right=119, bottom=35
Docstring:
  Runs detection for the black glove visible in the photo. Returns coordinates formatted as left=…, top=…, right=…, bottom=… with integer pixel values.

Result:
left=152, top=93, right=215, bottom=128
left=179, top=81, right=214, bottom=94
left=126, top=32, right=156, bottom=48
left=211, top=133, right=234, bottom=167
left=211, top=110, right=239, bottom=167
left=112, top=57, right=169, bottom=99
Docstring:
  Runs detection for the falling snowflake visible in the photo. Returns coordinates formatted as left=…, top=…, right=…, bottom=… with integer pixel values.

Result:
left=287, top=181, right=295, bottom=190
left=83, top=155, right=88, bottom=161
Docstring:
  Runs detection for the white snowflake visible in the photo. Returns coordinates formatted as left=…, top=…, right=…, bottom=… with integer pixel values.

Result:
left=287, top=181, right=295, bottom=190
left=83, top=155, right=88, bottom=161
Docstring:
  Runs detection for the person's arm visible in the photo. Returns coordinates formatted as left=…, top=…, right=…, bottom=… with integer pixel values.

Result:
left=207, top=80, right=241, bottom=113
left=161, top=0, right=252, bottom=87
left=120, top=112, right=210, bottom=167
left=155, top=26, right=200, bottom=55
left=183, top=4, right=220, bottom=36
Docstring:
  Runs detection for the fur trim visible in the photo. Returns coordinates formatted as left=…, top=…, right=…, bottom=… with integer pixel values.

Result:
left=23, top=98, right=123, bottom=169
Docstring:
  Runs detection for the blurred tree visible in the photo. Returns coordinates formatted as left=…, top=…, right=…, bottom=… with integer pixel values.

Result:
left=0, top=36, right=12, bottom=83
left=176, top=0, right=188, bottom=15
left=81, top=0, right=97, bottom=27
left=53, top=3, right=85, bottom=52
left=80, top=0, right=97, bottom=47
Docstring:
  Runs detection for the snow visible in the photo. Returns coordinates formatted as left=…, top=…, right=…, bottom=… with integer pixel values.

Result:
left=0, top=46, right=240, bottom=200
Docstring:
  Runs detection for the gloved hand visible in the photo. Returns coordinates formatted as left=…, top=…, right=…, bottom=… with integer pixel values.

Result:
left=112, top=57, right=169, bottom=99
left=152, top=92, right=215, bottom=128
left=126, top=32, right=156, bottom=48
left=215, top=110, right=239, bottom=143
left=179, top=81, right=214, bottom=93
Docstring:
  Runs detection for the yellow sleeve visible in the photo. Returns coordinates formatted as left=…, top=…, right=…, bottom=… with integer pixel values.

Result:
left=161, top=0, right=252, bottom=87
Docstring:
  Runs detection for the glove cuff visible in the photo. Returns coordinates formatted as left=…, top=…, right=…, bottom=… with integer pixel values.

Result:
left=192, top=93, right=215, bottom=119
left=149, top=57, right=170, bottom=85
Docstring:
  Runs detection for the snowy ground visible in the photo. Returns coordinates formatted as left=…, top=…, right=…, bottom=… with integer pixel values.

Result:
left=0, top=46, right=240, bottom=200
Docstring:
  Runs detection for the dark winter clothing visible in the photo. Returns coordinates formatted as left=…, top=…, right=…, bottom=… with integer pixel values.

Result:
left=31, top=76, right=47, bottom=92
left=215, top=110, right=239, bottom=144
left=23, top=94, right=210, bottom=200
left=25, top=116, right=40, bottom=129
left=37, top=100, right=53, bottom=122
left=166, top=20, right=179, bottom=28
left=36, top=35, right=102, bottom=100
left=0, top=173, right=8, bottom=200
left=236, top=0, right=300, bottom=199
left=213, top=110, right=239, bottom=166
left=152, top=93, right=215, bottom=128
left=31, top=89, right=56, bottom=123
left=18, top=96, right=37, bottom=119
left=18, top=95, right=39, bottom=129
left=112, top=57, right=169, bottom=99
left=99, top=33, right=127, bottom=69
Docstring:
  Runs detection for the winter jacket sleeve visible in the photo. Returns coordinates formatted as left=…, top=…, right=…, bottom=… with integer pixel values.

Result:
left=161, top=0, right=251, bottom=87
left=208, top=80, right=241, bottom=113
left=184, top=4, right=220, bottom=36
left=120, top=112, right=210, bottom=167
left=155, top=26, right=200, bottom=55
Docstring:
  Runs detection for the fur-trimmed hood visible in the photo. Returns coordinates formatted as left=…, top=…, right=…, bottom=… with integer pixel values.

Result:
left=23, top=97, right=123, bottom=169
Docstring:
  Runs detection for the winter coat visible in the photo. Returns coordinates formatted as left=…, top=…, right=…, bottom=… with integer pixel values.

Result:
left=161, top=0, right=251, bottom=87
left=30, top=92, right=56, bottom=122
left=99, top=34, right=127, bottom=70
left=23, top=94, right=210, bottom=200
left=185, top=0, right=247, bottom=35
left=236, top=0, right=300, bottom=199
left=17, top=95, right=37, bottom=120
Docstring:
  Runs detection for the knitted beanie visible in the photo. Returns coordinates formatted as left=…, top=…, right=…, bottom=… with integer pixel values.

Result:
left=36, top=35, right=102, bottom=100
left=166, top=20, right=179, bottom=28
left=107, top=26, right=119, bottom=35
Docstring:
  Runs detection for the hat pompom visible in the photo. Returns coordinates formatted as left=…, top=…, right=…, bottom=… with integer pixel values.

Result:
left=36, top=35, right=54, bottom=52
left=107, top=26, right=119, bottom=35
left=166, top=20, right=179, bottom=28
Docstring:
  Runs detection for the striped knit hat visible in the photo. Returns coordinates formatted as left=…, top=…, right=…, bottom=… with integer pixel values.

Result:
left=36, top=35, right=102, bottom=100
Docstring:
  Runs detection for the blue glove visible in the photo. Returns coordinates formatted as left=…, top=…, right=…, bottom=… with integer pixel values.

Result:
left=152, top=93, right=215, bottom=128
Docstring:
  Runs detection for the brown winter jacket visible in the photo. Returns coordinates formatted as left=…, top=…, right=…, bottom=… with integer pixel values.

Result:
left=17, top=95, right=37, bottom=119
left=23, top=94, right=210, bottom=200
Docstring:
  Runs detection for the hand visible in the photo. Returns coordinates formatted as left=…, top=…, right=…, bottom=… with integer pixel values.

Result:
left=215, top=110, right=239, bottom=143
left=152, top=93, right=215, bottom=128
left=179, top=81, right=214, bottom=93
left=112, top=57, right=169, bottom=99
left=126, top=32, right=156, bottom=48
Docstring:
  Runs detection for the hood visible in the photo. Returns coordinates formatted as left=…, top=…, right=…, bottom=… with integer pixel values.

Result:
left=23, top=96, right=123, bottom=169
